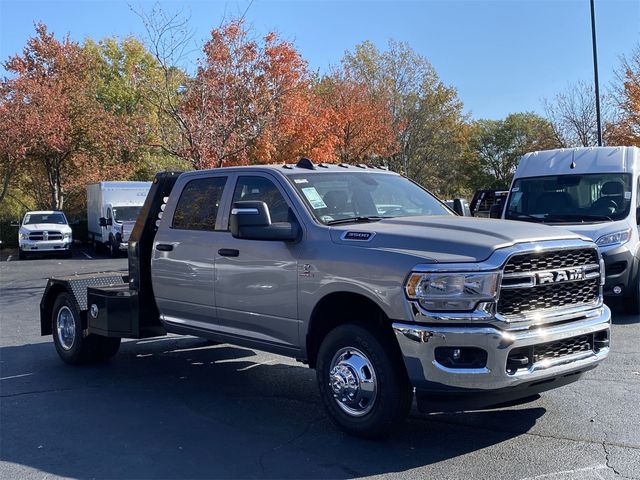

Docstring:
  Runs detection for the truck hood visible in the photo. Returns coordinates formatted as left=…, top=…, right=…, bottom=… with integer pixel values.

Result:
left=329, top=216, right=585, bottom=263
left=20, top=223, right=71, bottom=233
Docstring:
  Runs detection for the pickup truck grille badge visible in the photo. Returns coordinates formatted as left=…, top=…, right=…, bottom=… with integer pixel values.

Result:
left=498, top=248, right=600, bottom=317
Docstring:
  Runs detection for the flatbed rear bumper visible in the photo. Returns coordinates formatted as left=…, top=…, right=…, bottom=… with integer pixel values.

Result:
left=393, top=305, right=611, bottom=400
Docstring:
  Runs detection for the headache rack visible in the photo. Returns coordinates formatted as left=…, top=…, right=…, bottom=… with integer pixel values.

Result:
left=39, top=172, right=181, bottom=339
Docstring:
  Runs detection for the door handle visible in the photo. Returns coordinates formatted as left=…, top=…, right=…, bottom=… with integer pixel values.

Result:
left=156, top=244, right=174, bottom=252
left=218, top=248, right=239, bottom=257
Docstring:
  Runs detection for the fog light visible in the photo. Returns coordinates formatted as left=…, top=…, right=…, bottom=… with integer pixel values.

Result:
left=435, top=347, right=487, bottom=369
left=613, top=285, right=623, bottom=295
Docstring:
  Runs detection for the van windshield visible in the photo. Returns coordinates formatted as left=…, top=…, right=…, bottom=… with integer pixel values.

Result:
left=288, top=172, right=452, bottom=224
left=112, top=206, right=141, bottom=222
left=505, top=173, right=633, bottom=223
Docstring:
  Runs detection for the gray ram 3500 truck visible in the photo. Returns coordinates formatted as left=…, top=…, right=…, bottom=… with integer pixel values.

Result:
left=40, top=159, right=611, bottom=437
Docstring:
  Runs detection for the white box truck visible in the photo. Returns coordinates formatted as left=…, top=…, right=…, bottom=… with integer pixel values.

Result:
left=87, top=181, right=152, bottom=257
left=503, top=146, right=639, bottom=314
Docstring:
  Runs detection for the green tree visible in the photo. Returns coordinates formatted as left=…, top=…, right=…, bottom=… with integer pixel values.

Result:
left=83, top=36, right=187, bottom=178
left=467, top=112, right=560, bottom=190
left=342, top=40, right=470, bottom=197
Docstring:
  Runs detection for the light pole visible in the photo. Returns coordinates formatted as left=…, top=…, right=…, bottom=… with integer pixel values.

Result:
left=590, top=0, right=603, bottom=146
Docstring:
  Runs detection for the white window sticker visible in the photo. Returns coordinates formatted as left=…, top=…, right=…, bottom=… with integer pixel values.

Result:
left=625, top=191, right=632, bottom=200
left=294, top=178, right=308, bottom=184
left=301, top=187, right=327, bottom=209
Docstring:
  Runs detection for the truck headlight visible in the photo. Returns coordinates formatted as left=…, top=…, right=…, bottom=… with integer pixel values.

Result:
left=595, top=229, right=631, bottom=247
left=63, top=232, right=72, bottom=239
left=405, top=271, right=501, bottom=311
left=19, top=232, right=30, bottom=240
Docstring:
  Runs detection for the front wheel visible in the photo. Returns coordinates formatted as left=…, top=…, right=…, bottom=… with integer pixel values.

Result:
left=316, top=324, right=413, bottom=438
left=52, top=293, right=121, bottom=364
left=624, top=273, right=640, bottom=316
left=109, top=237, right=120, bottom=258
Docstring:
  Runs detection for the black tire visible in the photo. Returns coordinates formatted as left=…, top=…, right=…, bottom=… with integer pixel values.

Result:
left=109, top=237, right=120, bottom=258
left=18, top=251, right=27, bottom=260
left=624, top=273, right=640, bottom=316
left=51, top=293, right=121, bottom=364
left=316, top=323, right=413, bottom=438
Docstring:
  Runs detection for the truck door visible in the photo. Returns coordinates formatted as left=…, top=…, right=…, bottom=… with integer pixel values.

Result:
left=152, top=175, right=229, bottom=328
left=214, top=174, right=300, bottom=349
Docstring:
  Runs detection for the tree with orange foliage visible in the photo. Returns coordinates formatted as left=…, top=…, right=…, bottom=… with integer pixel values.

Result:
left=178, top=19, right=336, bottom=169
left=608, top=45, right=640, bottom=147
left=318, top=68, right=397, bottom=164
left=2, top=24, right=133, bottom=210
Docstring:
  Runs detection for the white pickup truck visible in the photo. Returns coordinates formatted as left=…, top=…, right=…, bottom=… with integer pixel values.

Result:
left=18, top=210, right=73, bottom=260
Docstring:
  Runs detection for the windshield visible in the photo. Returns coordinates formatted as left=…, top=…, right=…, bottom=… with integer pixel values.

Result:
left=112, top=206, right=141, bottom=222
left=288, top=172, right=452, bottom=224
left=506, top=173, right=633, bottom=223
left=23, top=213, right=67, bottom=225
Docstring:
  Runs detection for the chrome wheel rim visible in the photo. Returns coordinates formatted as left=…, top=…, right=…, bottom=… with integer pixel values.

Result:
left=56, top=306, right=76, bottom=351
left=329, top=347, right=377, bottom=417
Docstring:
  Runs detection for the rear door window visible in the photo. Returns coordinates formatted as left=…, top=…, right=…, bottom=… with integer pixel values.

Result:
left=172, top=176, right=228, bottom=230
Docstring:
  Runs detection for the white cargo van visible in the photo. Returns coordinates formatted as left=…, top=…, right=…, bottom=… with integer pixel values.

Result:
left=504, top=146, right=639, bottom=314
left=87, top=181, right=151, bottom=257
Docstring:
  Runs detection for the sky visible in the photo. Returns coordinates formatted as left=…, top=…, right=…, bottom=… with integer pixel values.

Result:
left=0, top=0, right=638, bottom=120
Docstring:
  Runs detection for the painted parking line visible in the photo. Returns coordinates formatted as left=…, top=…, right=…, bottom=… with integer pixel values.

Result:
left=0, top=373, right=34, bottom=381
left=82, top=251, right=92, bottom=259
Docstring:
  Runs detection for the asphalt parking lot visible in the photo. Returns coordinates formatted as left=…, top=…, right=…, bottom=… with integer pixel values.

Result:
left=0, top=248, right=639, bottom=480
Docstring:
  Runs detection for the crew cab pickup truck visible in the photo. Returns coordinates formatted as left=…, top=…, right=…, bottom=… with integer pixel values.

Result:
left=39, top=159, right=611, bottom=437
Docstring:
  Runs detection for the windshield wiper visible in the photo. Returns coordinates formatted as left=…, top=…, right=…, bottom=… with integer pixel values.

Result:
left=544, top=213, right=613, bottom=223
left=326, top=216, right=385, bottom=226
left=506, top=212, right=544, bottom=222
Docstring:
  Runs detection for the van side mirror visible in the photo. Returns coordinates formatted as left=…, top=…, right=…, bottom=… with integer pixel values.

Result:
left=489, top=204, right=503, bottom=219
left=636, top=206, right=639, bottom=225
left=452, top=198, right=465, bottom=216
left=230, top=201, right=298, bottom=241
left=99, top=217, right=108, bottom=227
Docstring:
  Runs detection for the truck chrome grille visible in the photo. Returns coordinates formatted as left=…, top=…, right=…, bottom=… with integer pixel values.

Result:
left=28, top=231, right=63, bottom=241
left=498, top=248, right=601, bottom=318
left=503, top=249, right=599, bottom=274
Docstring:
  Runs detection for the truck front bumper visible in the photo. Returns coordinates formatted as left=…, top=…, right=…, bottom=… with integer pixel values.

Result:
left=393, top=305, right=610, bottom=402
left=19, top=240, right=72, bottom=252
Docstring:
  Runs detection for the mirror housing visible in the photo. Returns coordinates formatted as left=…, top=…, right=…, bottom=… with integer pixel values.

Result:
left=230, top=201, right=298, bottom=241
left=99, top=217, right=108, bottom=227
left=489, top=204, right=503, bottom=219
left=636, top=206, right=639, bottom=225
left=452, top=198, right=465, bottom=216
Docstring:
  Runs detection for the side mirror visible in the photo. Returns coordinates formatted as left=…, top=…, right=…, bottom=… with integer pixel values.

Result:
left=452, top=198, right=465, bottom=216
left=636, top=206, right=639, bottom=225
left=230, top=201, right=298, bottom=241
left=99, top=217, right=108, bottom=227
left=489, top=204, right=504, bottom=219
